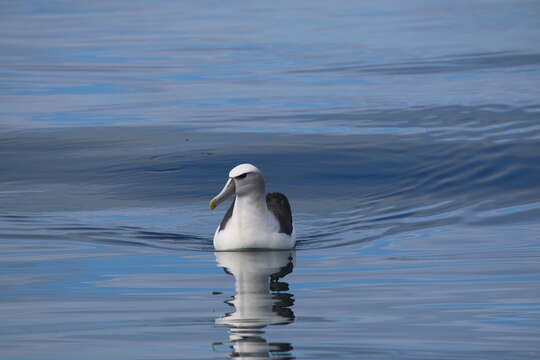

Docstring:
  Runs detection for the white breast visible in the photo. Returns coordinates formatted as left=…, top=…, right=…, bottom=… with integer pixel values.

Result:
left=213, top=195, right=295, bottom=250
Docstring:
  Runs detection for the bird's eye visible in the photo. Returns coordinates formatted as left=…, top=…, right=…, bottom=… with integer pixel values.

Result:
left=236, top=173, right=247, bottom=179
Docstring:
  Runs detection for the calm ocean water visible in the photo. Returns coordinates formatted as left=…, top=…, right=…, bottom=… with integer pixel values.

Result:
left=1, top=1, right=540, bottom=359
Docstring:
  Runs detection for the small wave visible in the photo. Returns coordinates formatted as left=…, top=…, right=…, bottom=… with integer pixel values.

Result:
left=296, top=200, right=463, bottom=250
left=290, top=52, right=540, bottom=76
left=0, top=215, right=214, bottom=252
left=467, top=201, right=540, bottom=227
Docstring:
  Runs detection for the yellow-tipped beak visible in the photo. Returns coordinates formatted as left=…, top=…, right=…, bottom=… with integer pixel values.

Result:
left=209, top=177, right=235, bottom=211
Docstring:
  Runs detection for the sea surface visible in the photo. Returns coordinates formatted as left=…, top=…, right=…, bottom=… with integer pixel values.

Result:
left=1, top=1, right=540, bottom=359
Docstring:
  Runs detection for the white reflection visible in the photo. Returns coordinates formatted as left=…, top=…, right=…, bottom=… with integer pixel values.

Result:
left=214, top=250, right=295, bottom=359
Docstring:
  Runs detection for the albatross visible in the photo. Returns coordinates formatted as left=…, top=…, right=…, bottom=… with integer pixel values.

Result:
left=209, top=163, right=295, bottom=251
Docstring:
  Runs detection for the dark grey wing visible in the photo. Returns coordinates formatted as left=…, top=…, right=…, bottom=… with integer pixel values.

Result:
left=266, top=192, right=293, bottom=235
left=219, top=199, right=235, bottom=231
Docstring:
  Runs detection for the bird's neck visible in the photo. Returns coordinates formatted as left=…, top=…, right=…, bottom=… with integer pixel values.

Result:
left=232, top=192, right=275, bottom=235
left=235, top=192, right=267, bottom=212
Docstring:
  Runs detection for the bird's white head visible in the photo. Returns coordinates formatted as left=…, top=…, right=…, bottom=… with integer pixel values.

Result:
left=210, top=163, right=265, bottom=210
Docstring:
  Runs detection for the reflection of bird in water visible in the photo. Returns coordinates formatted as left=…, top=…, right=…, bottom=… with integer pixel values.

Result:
left=209, top=163, right=295, bottom=251
left=214, top=251, right=295, bottom=359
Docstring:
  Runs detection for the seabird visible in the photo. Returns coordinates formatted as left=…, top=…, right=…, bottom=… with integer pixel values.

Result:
left=209, top=163, right=295, bottom=251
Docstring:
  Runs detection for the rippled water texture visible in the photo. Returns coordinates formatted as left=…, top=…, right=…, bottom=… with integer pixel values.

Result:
left=1, top=1, right=540, bottom=359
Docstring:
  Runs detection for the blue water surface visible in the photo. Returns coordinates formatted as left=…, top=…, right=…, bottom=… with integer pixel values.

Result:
left=1, top=1, right=540, bottom=359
